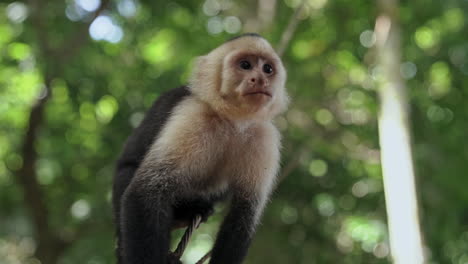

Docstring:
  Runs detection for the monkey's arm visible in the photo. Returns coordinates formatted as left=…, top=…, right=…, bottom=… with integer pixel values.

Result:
left=114, top=87, right=191, bottom=264
left=114, top=86, right=191, bottom=220
left=209, top=124, right=280, bottom=264
left=120, top=167, right=179, bottom=264
left=209, top=192, right=265, bottom=264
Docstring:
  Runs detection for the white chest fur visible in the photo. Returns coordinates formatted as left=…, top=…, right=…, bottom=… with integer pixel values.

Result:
left=143, top=97, right=282, bottom=196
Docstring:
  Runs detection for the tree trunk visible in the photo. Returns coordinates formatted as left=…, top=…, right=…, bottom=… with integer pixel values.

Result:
left=375, top=0, right=425, bottom=263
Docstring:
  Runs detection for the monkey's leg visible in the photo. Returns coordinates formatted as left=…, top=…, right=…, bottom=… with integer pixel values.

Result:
left=113, top=166, right=138, bottom=264
left=209, top=193, right=262, bottom=264
left=120, top=179, right=176, bottom=264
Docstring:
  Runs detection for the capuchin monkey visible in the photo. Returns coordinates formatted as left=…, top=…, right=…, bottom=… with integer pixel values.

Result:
left=113, top=33, right=288, bottom=264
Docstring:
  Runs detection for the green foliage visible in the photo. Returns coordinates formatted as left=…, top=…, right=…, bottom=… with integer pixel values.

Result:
left=1, top=0, right=468, bottom=263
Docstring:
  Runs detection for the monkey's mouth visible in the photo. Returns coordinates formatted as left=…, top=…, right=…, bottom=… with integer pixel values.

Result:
left=244, top=91, right=272, bottom=97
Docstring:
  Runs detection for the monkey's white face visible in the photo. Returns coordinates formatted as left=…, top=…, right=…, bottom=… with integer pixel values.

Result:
left=190, top=36, right=288, bottom=120
left=221, top=52, right=279, bottom=111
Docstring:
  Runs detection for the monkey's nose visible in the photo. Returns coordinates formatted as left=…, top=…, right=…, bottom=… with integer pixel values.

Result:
left=249, top=77, right=264, bottom=86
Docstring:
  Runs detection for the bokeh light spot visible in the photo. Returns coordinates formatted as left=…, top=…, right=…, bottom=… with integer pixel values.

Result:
left=7, top=43, right=31, bottom=61
left=414, top=26, right=439, bottom=50
left=359, top=30, right=376, bottom=48
left=352, top=180, right=368, bottom=197
left=0, top=25, right=14, bottom=45
left=309, top=159, right=328, bottom=177
left=281, top=206, right=298, bottom=224
left=308, top=0, right=328, bottom=10
left=203, top=0, right=221, bottom=16
left=142, top=29, right=176, bottom=65
left=89, top=16, right=124, bottom=43
left=130, top=112, right=145, bottom=128
left=71, top=199, right=91, bottom=220
left=373, top=242, right=390, bottom=258
left=76, top=0, right=101, bottom=12
left=118, top=0, right=138, bottom=18
left=223, top=16, right=242, bottom=34
left=292, top=40, right=310, bottom=59
left=285, top=0, right=302, bottom=8
left=37, top=159, right=60, bottom=185
left=65, top=3, right=88, bottom=21
left=443, top=8, right=464, bottom=32
left=400, top=61, right=417, bottom=79
left=207, top=17, right=223, bottom=35
left=6, top=154, right=23, bottom=171
left=429, top=61, right=451, bottom=98
left=315, top=193, right=335, bottom=216
left=315, top=109, right=333, bottom=126
left=427, top=105, right=448, bottom=123
left=96, top=95, right=119, bottom=124
left=6, top=2, right=28, bottom=23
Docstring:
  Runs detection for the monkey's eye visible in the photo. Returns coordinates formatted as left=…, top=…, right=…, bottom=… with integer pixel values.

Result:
left=263, top=64, right=274, bottom=74
left=239, top=60, right=252, bottom=70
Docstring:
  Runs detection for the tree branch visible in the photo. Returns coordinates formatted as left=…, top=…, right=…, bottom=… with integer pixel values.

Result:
left=57, top=0, right=111, bottom=62
left=18, top=0, right=56, bottom=260
left=276, top=0, right=307, bottom=57
left=257, top=0, right=277, bottom=31
left=15, top=1, right=111, bottom=263
left=278, top=145, right=308, bottom=181
left=16, top=75, right=56, bottom=262
left=27, top=0, right=51, bottom=57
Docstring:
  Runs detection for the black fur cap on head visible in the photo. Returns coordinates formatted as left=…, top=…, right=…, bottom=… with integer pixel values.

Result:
left=226, top=33, right=263, bottom=43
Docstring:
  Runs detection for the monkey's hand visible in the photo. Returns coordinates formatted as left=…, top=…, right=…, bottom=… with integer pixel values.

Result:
left=167, top=252, right=183, bottom=264
left=173, top=199, right=214, bottom=229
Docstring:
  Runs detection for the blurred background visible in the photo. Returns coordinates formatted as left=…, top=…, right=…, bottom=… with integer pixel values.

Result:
left=1, top=0, right=468, bottom=263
